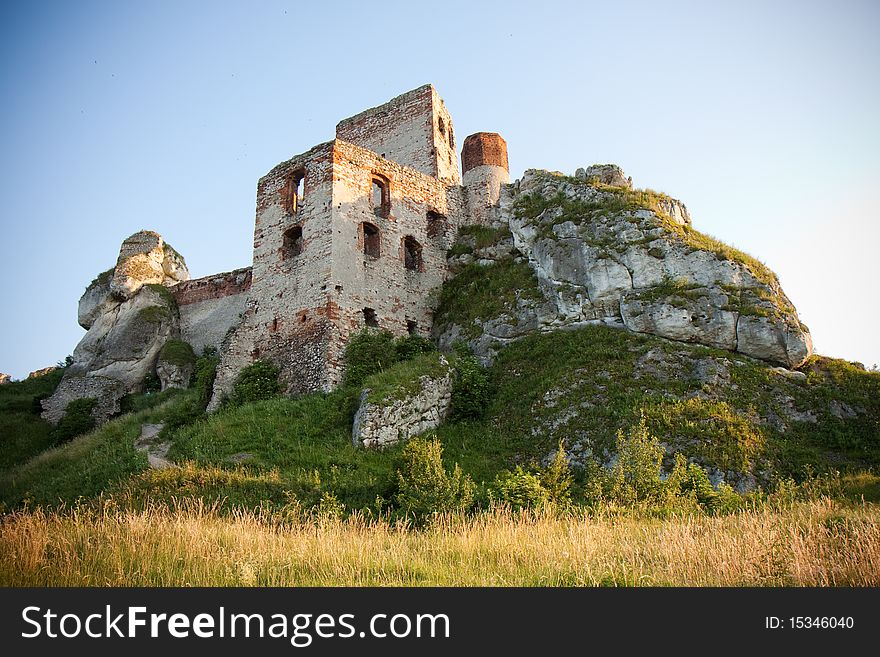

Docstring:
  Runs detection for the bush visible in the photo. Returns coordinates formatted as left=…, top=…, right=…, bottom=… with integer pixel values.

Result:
left=541, top=440, right=573, bottom=505
left=393, top=334, right=436, bottom=361
left=450, top=354, right=491, bottom=420
left=395, top=437, right=474, bottom=521
left=492, top=466, right=549, bottom=510
left=194, top=347, right=220, bottom=410
left=142, top=373, right=161, bottom=393
left=607, top=416, right=666, bottom=505
left=343, top=331, right=397, bottom=388
left=52, top=397, right=98, bottom=443
left=232, top=360, right=280, bottom=404
left=158, top=340, right=196, bottom=369
left=343, top=330, right=439, bottom=389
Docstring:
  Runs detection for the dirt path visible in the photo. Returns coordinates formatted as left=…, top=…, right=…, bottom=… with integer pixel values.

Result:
left=135, top=423, right=174, bottom=469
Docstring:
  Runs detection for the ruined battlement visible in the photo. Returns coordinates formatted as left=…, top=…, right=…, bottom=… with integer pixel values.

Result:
left=173, top=268, right=252, bottom=306
left=49, top=85, right=518, bottom=415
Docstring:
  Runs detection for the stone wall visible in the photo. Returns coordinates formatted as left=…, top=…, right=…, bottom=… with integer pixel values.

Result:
left=175, top=267, right=251, bottom=355
left=336, top=84, right=460, bottom=185
left=209, top=142, right=338, bottom=407
left=326, top=139, right=466, bottom=383
left=352, top=358, right=454, bottom=449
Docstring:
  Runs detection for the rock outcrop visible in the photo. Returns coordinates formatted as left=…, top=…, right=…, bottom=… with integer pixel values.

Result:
left=0, top=373, right=11, bottom=385
left=155, top=340, right=196, bottom=391
left=352, top=356, right=453, bottom=448
left=42, top=231, right=189, bottom=424
left=27, top=367, right=59, bottom=379
left=40, top=375, right=125, bottom=424
left=110, top=231, right=189, bottom=299
left=436, top=168, right=812, bottom=369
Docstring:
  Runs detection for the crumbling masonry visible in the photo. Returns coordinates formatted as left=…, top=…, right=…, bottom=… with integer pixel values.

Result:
left=73, top=85, right=508, bottom=412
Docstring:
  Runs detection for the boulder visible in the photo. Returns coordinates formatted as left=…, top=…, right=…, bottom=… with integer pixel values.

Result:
left=441, top=169, right=813, bottom=369
left=575, top=164, right=632, bottom=189
left=40, top=375, right=125, bottom=425
left=79, top=269, right=114, bottom=329
left=155, top=340, right=196, bottom=390
left=353, top=356, right=453, bottom=448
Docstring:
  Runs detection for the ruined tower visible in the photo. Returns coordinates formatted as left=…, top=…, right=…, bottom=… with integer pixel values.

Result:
left=462, top=132, right=510, bottom=226
left=208, top=85, right=469, bottom=406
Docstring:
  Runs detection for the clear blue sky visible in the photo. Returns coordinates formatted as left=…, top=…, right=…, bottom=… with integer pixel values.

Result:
left=1, top=0, right=878, bottom=378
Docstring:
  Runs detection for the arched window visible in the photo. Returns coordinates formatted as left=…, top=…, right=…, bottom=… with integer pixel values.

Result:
left=362, top=222, right=380, bottom=258
left=363, top=307, right=378, bottom=328
left=371, top=176, right=389, bottom=218
left=426, top=210, right=445, bottom=238
left=283, top=169, right=305, bottom=214
left=403, top=236, right=422, bottom=271
left=282, top=226, right=303, bottom=259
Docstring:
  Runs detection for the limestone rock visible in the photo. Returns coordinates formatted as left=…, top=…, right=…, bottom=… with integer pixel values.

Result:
left=575, top=164, right=632, bottom=189
left=27, top=366, right=59, bottom=379
left=0, top=373, right=11, bottom=385
left=620, top=287, right=738, bottom=350
left=110, top=230, right=189, bottom=300
left=736, top=316, right=812, bottom=369
left=353, top=357, right=453, bottom=448
left=155, top=341, right=196, bottom=390
left=79, top=269, right=114, bottom=329
left=43, top=284, right=180, bottom=423
left=474, top=169, right=813, bottom=368
left=40, top=375, right=125, bottom=425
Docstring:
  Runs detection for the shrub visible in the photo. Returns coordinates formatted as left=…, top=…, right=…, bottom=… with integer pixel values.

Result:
left=343, top=330, right=397, bottom=388
left=393, top=334, right=436, bottom=361
left=541, top=440, right=573, bottom=505
left=450, top=353, right=491, bottom=420
left=52, top=397, right=98, bottom=443
left=395, top=437, right=474, bottom=521
left=158, top=340, right=196, bottom=369
left=194, top=347, right=220, bottom=410
left=142, top=373, right=161, bottom=393
left=344, top=330, right=438, bottom=389
left=492, top=466, right=550, bottom=510
left=232, top=360, right=280, bottom=404
left=607, top=416, right=666, bottom=505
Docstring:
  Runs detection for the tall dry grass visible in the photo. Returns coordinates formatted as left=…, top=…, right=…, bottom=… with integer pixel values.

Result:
left=1, top=499, right=878, bottom=586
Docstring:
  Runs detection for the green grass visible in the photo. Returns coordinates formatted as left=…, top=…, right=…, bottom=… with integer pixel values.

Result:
left=0, top=368, right=66, bottom=472
left=167, top=389, right=399, bottom=511
left=435, top=257, right=542, bottom=338
left=158, top=339, right=195, bottom=368
left=364, top=352, right=452, bottom=404
left=0, top=391, right=195, bottom=510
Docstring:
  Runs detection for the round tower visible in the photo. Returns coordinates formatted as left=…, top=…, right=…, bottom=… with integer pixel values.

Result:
left=462, top=132, right=509, bottom=226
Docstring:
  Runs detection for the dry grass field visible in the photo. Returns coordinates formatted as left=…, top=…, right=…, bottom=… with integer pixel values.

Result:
left=2, top=498, right=877, bottom=587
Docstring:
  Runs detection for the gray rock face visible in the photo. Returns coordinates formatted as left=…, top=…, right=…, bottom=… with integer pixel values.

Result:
left=156, top=352, right=194, bottom=391
left=65, top=285, right=179, bottom=390
left=111, top=230, right=189, bottom=300
left=353, top=358, right=453, bottom=449
left=443, top=169, right=812, bottom=368
left=575, top=164, right=632, bottom=189
left=42, top=232, right=189, bottom=425
left=40, top=375, right=125, bottom=425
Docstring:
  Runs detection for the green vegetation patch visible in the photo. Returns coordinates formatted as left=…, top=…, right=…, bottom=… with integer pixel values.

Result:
left=88, top=267, right=115, bottom=290
left=158, top=339, right=196, bottom=368
left=0, top=392, right=197, bottom=510
left=435, top=257, right=542, bottom=338
left=364, top=352, right=451, bottom=405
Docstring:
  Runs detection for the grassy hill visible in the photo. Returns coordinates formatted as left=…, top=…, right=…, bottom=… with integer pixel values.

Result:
left=2, top=324, right=878, bottom=514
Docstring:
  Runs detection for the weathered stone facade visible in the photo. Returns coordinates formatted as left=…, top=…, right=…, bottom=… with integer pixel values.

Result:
left=51, top=83, right=813, bottom=429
